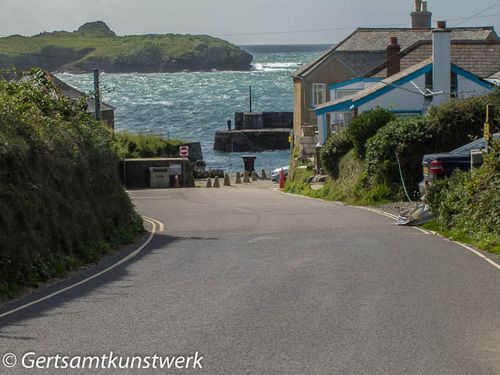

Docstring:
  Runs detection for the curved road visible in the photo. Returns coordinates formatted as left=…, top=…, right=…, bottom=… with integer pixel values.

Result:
left=0, top=188, right=499, bottom=374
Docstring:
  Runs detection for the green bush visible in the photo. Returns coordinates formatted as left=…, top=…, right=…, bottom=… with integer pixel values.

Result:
left=320, top=130, right=352, bottom=178
left=365, top=116, right=433, bottom=199
left=346, top=107, right=395, bottom=158
left=0, top=70, right=144, bottom=300
left=426, top=90, right=500, bottom=152
left=425, top=140, right=500, bottom=253
left=113, top=131, right=183, bottom=159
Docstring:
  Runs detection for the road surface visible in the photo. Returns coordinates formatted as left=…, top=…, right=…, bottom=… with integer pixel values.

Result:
left=0, top=188, right=499, bottom=374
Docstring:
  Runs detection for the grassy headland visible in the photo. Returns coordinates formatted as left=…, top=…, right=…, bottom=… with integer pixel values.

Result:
left=0, top=21, right=253, bottom=73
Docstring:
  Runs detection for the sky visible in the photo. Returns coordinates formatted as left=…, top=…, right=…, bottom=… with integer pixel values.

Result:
left=1, top=0, right=500, bottom=45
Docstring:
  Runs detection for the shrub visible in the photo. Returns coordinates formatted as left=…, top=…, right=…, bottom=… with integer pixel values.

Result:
left=426, top=90, right=500, bottom=153
left=113, top=131, right=183, bottom=159
left=0, top=70, right=143, bottom=300
left=425, top=140, right=500, bottom=253
left=365, top=116, right=433, bottom=199
left=320, top=130, right=352, bottom=178
left=346, top=107, right=395, bottom=159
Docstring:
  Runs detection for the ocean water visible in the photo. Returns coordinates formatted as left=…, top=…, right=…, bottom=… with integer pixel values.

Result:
left=56, top=51, right=321, bottom=172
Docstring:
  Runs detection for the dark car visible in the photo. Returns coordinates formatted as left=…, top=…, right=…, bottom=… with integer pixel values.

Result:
left=419, top=133, right=499, bottom=195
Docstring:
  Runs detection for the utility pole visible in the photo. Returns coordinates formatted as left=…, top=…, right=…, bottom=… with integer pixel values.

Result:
left=485, top=104, right=495, bottom=144
left=249, top=85, right=252, bottom=113
left=93, top=69, right=101, bottom=121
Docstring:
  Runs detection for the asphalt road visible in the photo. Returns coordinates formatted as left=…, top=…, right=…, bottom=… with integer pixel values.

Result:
left=0, top=188, right=499, bottom=374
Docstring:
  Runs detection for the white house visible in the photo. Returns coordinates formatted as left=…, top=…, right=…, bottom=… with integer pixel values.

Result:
left=314, top=21, right=495, bottom=145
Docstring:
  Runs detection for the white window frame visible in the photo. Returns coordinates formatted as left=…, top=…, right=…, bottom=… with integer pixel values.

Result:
left=312, top=83, right=327, bottom=107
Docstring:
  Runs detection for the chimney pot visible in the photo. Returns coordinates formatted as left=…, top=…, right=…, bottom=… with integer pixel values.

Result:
left=437, top=21, right=447, bottom=29
left=415, top=0, right=422, bottom=12
left=422, top=1, right=428, bottom=12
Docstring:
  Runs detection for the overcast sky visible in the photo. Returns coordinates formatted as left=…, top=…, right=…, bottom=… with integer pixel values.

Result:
left=1, top=0, right=500, bottom=44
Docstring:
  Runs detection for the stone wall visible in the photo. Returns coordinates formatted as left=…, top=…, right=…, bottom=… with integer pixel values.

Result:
left=213, top=130, right=291, bottom=152
left=234, top=112, right=293, bottom=130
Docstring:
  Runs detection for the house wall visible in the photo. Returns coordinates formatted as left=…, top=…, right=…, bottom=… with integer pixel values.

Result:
left=358, top=75, right=427, bottom=113
left=455, top=75, right=492, bottom=99
left=294, top=54, right=357, bottom=143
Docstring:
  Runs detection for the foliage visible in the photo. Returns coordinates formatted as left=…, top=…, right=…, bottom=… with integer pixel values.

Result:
left=113, top=131, right=183, bottom=159
left=0, top=70, right=143, bottom=300
left=364, top=116, right=433, bottom=199
left=320, top=130, right=352, bottom=178
left=425, top=140, right=500, bottom=254
left=346, top=107, right=395, bottom=159
left=425, top=90, right=500, bottom=152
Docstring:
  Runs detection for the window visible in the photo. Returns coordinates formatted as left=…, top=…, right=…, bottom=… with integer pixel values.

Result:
left=312, top=83, right=327, bottom=107
left=335, top=89, right=361, bottom=100
left=330, top=111, right=353, bottom=132
left=425, top=71, right=458, bottom=98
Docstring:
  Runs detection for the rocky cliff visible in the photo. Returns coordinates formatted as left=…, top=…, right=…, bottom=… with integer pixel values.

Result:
left=0, top=22, right=253, bottom=73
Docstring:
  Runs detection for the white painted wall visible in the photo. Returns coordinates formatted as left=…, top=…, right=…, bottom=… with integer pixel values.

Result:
left=358, top=75, right=427, bottom=113
left=455, top=75, right=492, bottom=100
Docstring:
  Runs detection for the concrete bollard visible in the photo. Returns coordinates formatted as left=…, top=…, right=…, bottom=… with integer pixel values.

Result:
left=224, top=173, right=231, bottom=186
left=261, top=169, right=268, bottom=180
left=243, top=171, right=251, bottom=183
left=251, top=171, right=258, bottom=181
left=213, top=176, right=221, bottom=188
left=235, top=172, right=242, bottom=184
left=206, top=178, right=212, bottom=188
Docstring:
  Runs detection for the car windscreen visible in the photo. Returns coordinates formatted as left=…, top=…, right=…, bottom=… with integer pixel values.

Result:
left=450, top=133, right=499, bottom=155
left=450, top=138, right=486, bottom=155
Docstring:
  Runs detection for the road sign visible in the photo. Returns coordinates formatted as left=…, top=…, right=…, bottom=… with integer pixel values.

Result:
left=179, top=146, right=189, bottom=158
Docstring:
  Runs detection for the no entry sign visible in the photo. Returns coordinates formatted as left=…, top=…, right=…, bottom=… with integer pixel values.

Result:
left=179, top=146, right=189, bottom=158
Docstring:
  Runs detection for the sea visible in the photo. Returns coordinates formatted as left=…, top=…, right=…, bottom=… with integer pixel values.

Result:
left=56, top=46, right=328, bottom=173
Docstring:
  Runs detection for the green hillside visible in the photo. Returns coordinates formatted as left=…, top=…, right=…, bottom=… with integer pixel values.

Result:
left=0, top=21, right=253, bottom=73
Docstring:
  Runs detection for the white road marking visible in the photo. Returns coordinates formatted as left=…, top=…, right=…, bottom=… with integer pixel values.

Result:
left=279, top=191, right=500, bottom=271
left=142, top=216, right=165, bottom=232
left=452, top=242, right=500, bottom=270
left=0, top=218, right=158, bottom=320
left=412, top=227, right=430, bottom=235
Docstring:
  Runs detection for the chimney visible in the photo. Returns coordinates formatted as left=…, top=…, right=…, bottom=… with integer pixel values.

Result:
left=411, top=0, right=432, bottom=28
left=432, top=21, right=451, bottom=105
left=386, top=37, right=401, bottom=77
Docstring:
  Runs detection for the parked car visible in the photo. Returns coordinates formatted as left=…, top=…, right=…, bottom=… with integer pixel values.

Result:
left=271, top=166, right=289, bottom=182
left=419, top=133, right=499, bottom=195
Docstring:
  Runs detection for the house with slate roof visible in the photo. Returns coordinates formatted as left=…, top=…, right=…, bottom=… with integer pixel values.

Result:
left=292, top=0, right=500, bottom=156
left=314, top=22, right=495, bottom=145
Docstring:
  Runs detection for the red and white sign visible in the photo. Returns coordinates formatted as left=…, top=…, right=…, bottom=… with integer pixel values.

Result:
left=179, top=146, right=189, bottom=158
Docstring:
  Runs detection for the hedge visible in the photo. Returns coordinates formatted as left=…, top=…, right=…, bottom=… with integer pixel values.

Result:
left=0, top=70, right=143, bottom=300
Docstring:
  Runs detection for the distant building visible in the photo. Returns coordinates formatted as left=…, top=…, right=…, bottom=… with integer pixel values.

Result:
left=1, top=71, right=115, bottom=129
left=292, top=0, right=500, bottom=156
left=50, top=75, right=115, bottom=129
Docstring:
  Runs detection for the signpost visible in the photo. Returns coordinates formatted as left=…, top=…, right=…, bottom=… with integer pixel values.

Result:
left=179, top=146, right=189, bottom=158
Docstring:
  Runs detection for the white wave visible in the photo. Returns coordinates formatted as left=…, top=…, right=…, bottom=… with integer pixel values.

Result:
left=251, top=62, right=301, bottom=72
